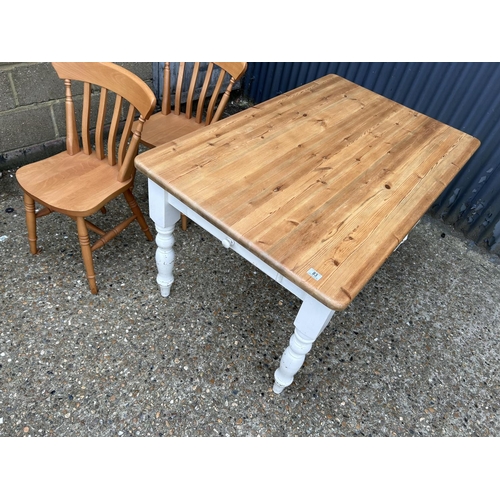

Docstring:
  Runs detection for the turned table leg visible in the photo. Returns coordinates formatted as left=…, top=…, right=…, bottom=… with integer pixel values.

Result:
left=273, top=296, right=335, bottom=394
left=147, top=179, right=180, bottom=297
left=155, top=223, right=177, bottom=297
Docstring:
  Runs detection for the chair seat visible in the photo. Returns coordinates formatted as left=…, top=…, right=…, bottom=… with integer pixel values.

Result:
left=135, top=112, right=206, bottom=148
left=16, top=151, right=132, bottom=217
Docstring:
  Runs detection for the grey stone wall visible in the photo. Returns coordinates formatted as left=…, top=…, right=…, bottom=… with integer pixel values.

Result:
left=0, top=62, right=154, bottom=171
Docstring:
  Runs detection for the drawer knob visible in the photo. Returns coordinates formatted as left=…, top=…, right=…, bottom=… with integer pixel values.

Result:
left=222, top=238, right=234, bottom=249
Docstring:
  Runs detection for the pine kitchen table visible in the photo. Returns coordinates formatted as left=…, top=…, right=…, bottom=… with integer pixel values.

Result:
left=134, top=74, right=480, bottom=394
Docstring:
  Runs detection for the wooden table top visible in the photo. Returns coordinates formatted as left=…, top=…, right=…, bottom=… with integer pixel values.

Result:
left=135, top=74, right=480, bottom=311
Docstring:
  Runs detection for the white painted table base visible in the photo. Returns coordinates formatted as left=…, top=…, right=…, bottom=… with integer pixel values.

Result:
left=148, top=179, right=336, bottom=394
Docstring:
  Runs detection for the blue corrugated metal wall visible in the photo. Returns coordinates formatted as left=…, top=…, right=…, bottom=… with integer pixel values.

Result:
left=241, top=62, right=500, bottom=255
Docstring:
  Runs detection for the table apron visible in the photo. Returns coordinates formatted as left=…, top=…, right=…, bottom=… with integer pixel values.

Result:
left=148, top=180, right=330, bottom=308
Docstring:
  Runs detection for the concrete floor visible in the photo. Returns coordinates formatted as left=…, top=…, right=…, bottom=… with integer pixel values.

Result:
left=1, top=165, right=500, bottom=437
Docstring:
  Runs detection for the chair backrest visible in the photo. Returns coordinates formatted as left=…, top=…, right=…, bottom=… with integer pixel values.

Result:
left=51, top=62, right=157, bottom=182
left=160, top=62, right=247, bottom=125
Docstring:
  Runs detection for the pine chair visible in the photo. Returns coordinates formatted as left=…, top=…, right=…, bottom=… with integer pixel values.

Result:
left=16, top=62, right=157, bottom=294
left=133, top=62, right=248, bottom=230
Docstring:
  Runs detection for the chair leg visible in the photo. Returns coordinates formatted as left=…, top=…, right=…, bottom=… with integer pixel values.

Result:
left=23, top=192, right=39, bottom=254
left=76, top=217, right=98, bottom=294
left=123, top=189, right=154, bottom=241
left=181, top=214, right=189, bottom=231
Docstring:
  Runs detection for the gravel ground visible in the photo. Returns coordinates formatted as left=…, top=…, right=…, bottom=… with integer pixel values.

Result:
left=1, top=163, right=500, bottom=439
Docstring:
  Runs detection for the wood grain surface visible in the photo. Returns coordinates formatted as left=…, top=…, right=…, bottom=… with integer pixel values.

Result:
left=135, top=74, right=480, bottom=310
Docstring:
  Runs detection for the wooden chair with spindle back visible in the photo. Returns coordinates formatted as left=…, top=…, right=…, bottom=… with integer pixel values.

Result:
left=16, top=62, right=157, bottom=294
left=133, top=62, right=248, bottom=230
